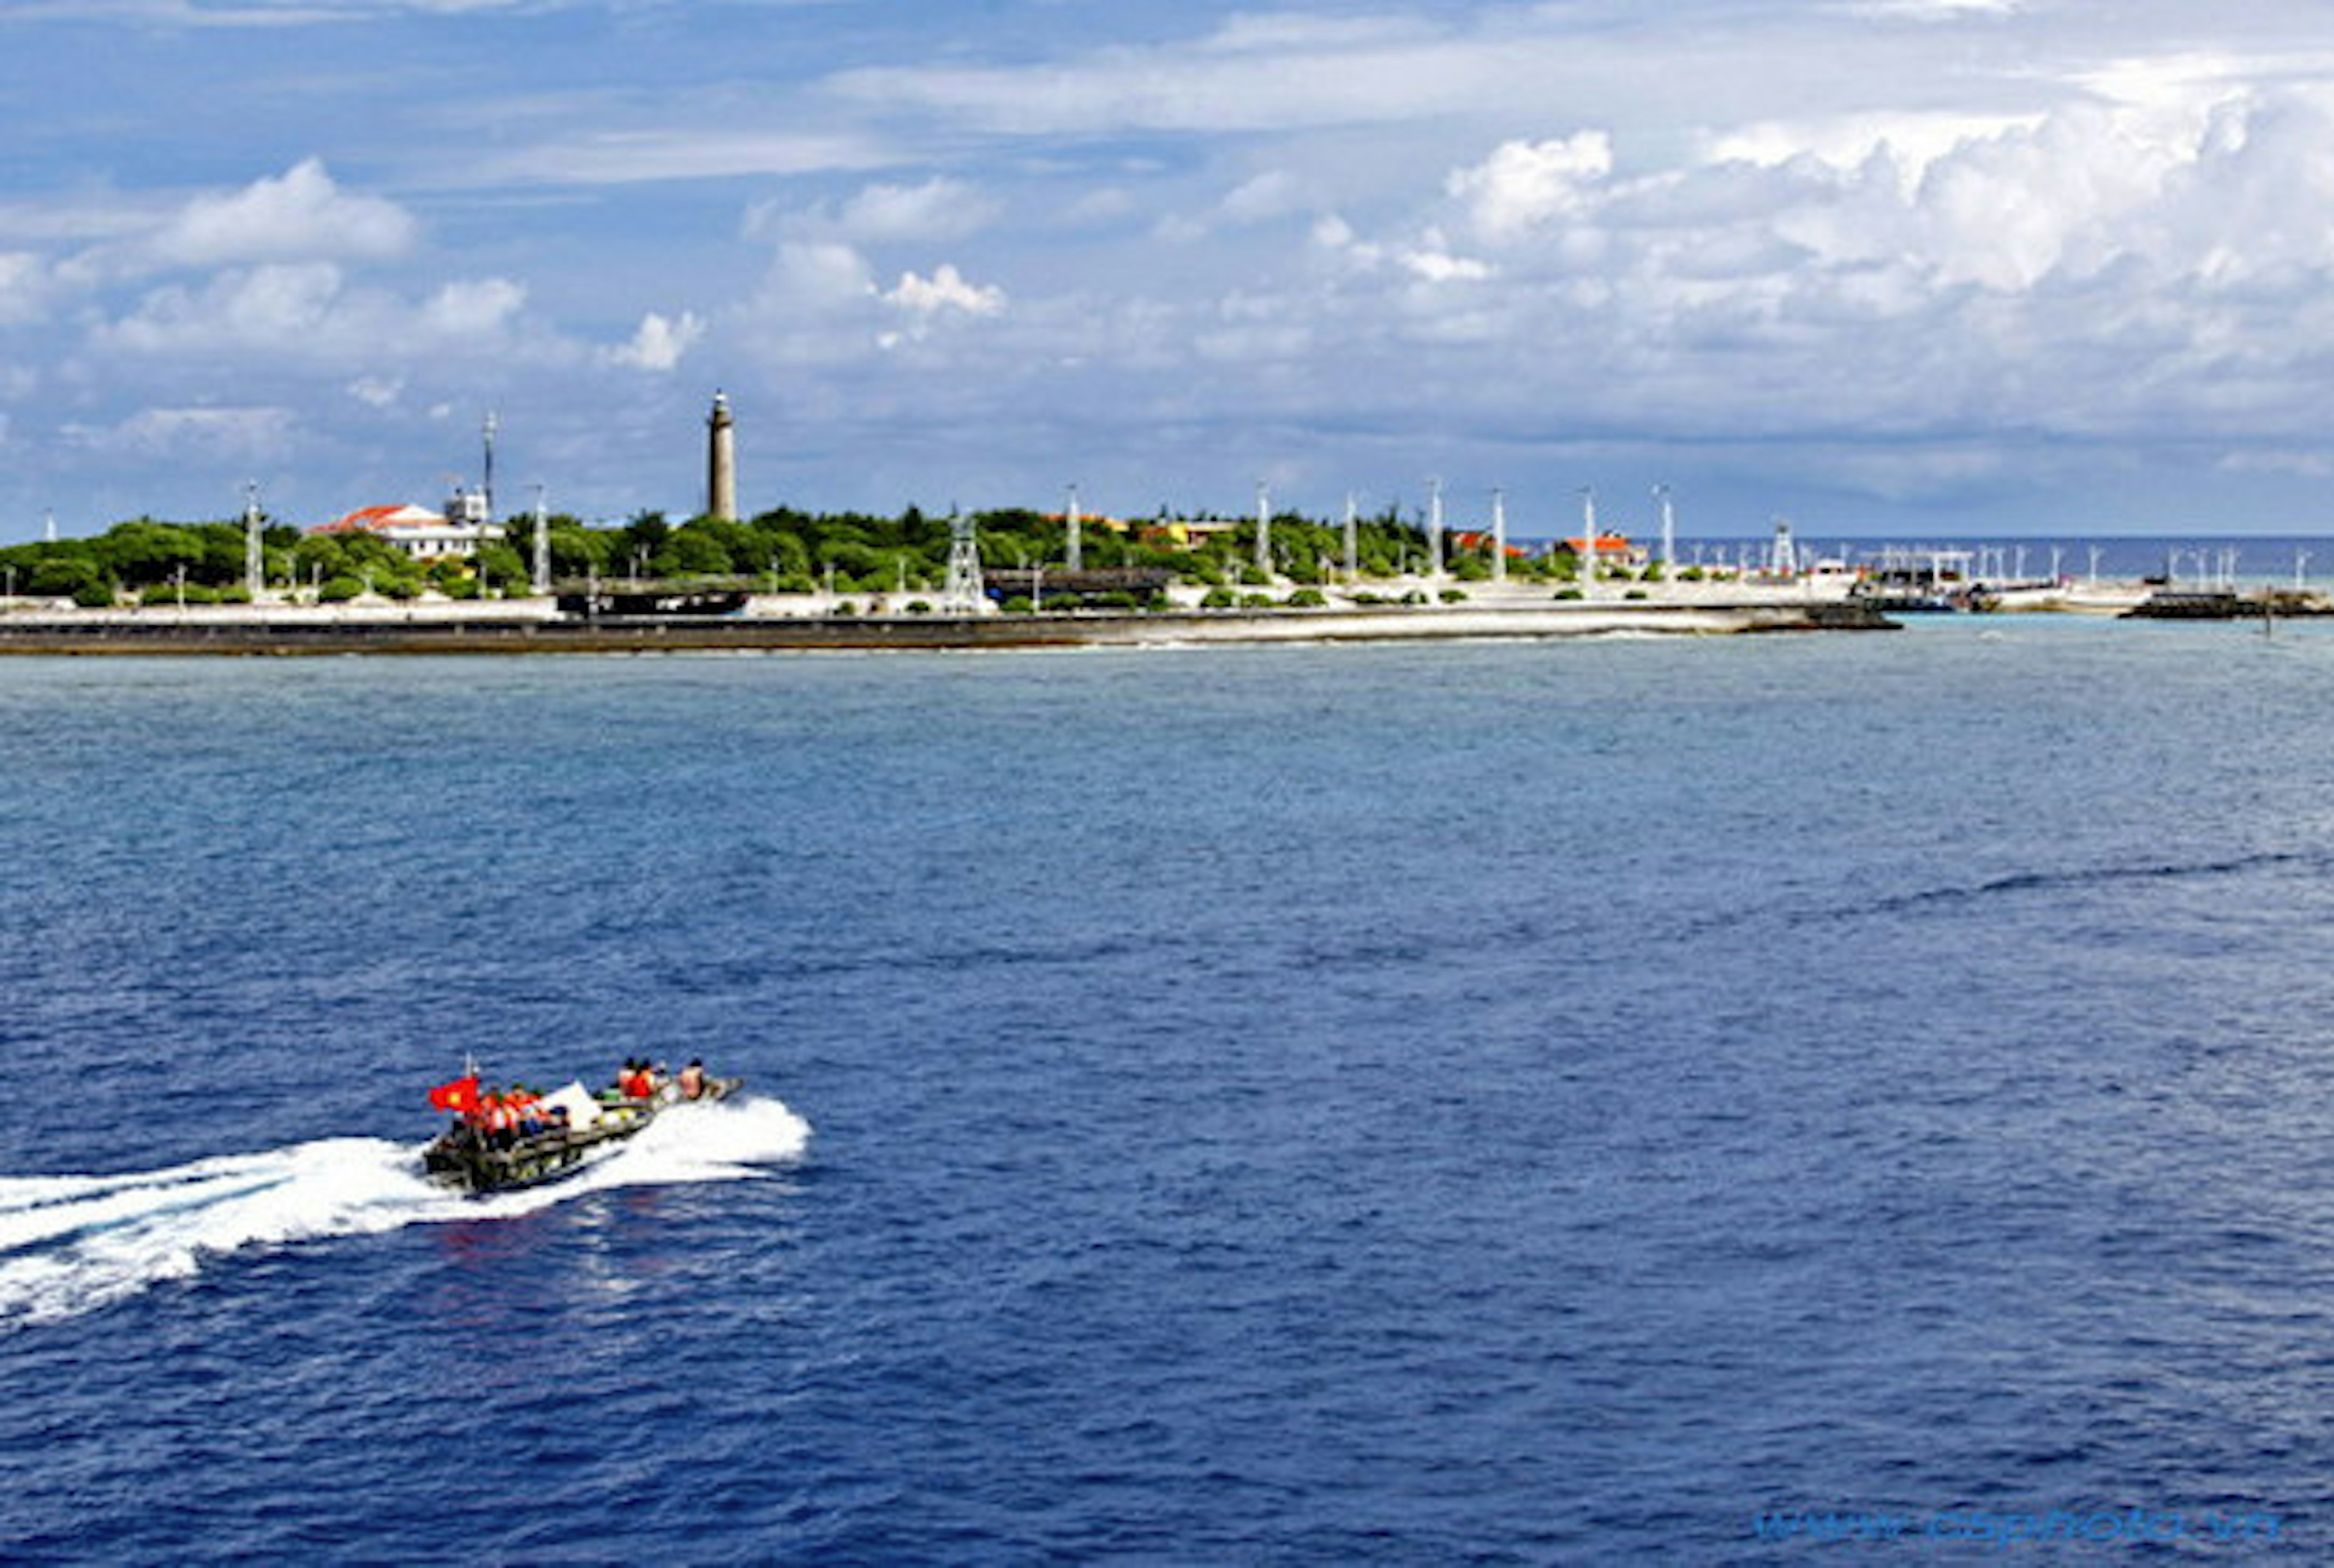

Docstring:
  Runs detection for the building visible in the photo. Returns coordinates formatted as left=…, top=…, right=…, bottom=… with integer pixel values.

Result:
left=1560, top=532, right=1648, bottom=568
left=311, top=493, right=504, bottom=562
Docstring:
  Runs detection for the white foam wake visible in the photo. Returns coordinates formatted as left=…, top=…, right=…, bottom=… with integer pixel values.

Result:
left=0, top=1096, right=811, bottom=1326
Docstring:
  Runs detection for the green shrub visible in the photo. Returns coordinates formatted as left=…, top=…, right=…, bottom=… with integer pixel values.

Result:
left=74, top=582, right=118, bottom=608
left=1438, top=588, right=1468, bottom=604
left=1200, top=588, right=1238, bottom=609
left=1286, top=588, right=1327, bottom=608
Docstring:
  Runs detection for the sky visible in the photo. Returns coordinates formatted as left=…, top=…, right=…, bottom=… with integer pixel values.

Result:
left=6, top=1, right=2334, bottom=543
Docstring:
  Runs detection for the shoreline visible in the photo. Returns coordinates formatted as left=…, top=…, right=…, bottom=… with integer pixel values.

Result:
left=0, top=588, right=1894, bottom=655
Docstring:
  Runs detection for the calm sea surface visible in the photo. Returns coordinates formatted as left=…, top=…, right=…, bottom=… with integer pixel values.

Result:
left=1, top=619, right=2331, bottom=1563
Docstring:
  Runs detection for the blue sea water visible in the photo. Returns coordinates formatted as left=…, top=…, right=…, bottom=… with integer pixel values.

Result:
left=1, top=619, right=2332, bottom=1563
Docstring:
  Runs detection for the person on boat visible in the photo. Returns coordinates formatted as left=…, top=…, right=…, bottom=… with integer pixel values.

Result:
left=677, top=1059, right=707, bottom=1101
left=618, top=1059, right=658, bottom=1101
left=481, top=1092, right=514, bottom=1150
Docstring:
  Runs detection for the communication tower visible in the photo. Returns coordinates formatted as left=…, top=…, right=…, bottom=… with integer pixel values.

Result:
left=1769, top=517, right=1798, bottom=576
left=1066, top=483, right=1083, bottom=573
left=1490, top=487, right=1507, bottom=583
left=943, top=509, right=985, bottom=613
left=244, top=483, right=263, bottom=599
left=482, top=411, right=498, bottom=521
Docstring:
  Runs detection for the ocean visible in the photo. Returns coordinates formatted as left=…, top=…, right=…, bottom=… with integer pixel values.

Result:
left=0, top=618, right=2329, bottom=1563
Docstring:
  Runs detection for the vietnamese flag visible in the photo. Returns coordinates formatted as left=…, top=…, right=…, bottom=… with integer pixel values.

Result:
left=429, top=1075, right=482, bottom=1115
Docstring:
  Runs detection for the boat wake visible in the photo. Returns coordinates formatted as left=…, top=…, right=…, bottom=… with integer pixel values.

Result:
left=0, top=1096, right=810, bottom=1327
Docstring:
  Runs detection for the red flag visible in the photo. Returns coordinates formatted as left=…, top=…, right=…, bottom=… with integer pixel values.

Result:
left=429, top=1075, right=481, bottom=1115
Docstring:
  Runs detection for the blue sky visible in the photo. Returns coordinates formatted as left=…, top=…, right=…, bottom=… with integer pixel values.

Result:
left=6, top=1, right=2334, bottom=542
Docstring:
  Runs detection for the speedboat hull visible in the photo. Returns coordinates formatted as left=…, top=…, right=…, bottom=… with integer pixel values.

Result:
left=422, top=1078, right=742, bottom=1196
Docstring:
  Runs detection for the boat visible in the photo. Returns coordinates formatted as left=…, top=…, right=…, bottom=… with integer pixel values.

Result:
left=421, top=1071, right=743, bottom=1196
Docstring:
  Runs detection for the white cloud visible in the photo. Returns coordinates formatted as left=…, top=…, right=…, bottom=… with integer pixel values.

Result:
left=831, top=179, right=998, bottom=244
left=145, top=159, right=415, bottom=271
left=763, top=240, right=878, bottom=309
left=97, top=261, right=529, bottom=364
left=418, top=276, right=526, bottom=337
left=881, top=264, right=1005, bottom=319
left=608, top=309, right=705, bottom=371
left=493, top=130, right=889, bottom=187
left=1843, top=0, right=2023, bottom=19
left=66, top=405, right=295, bottom=464
left=1448, top=134, right=1614, bottom=242
left=0, top=252, right=52, bottom=326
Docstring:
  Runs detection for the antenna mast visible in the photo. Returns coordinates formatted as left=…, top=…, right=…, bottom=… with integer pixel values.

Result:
left=481, top=411, right=498, bottom=521
left=244, top=482, right=264, bottom=600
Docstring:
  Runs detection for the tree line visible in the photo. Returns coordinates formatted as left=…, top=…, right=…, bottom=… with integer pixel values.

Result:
left=1, top=505, right=1617, bottom=608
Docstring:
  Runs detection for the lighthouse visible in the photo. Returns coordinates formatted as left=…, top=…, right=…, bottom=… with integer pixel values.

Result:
left=706, top=391, right=737, bottom=522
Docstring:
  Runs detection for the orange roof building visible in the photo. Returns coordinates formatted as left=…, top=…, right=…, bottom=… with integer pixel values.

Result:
left=309, top=501, right=503, bottom=561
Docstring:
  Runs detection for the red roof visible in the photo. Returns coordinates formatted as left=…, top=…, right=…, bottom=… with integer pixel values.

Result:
left=311, top=504, right=442, bottom=535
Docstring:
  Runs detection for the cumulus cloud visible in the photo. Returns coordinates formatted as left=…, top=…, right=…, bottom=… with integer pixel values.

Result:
left=144, top=159, right=416, bottom=271
left=97, top=261, right=527, bottom=363
left=882, top=264, right=1005, bottom=318
left=1274, top=84, right=2334, bottom=459
left=1448, top=134, right=1614, bottom=242
left=608, top=309, right=706, bottom=371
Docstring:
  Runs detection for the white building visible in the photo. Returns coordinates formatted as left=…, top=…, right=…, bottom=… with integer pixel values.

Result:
left=311, top=494, right=503, bottom=561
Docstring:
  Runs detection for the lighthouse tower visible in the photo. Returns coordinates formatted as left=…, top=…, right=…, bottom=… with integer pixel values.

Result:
left=706, top=391, right=738, bottom=522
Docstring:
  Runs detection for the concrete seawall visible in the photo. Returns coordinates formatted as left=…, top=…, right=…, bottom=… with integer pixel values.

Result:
left=0, top=597, right=1893, bottom=655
